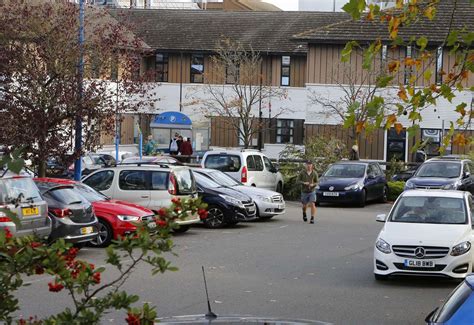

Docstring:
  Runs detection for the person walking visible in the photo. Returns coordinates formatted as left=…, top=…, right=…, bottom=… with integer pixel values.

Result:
left=298, top=160, right=318, bottom=224
left=169, top=133, right=180, bottom=155
left=177, top=135, right=184, bottom=154
left=180, top=137, right=193, bottom=163
left=144, top=135, right=156, bottom=156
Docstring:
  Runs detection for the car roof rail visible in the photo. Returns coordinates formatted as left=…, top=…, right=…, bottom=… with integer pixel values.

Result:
left=118, top=162, right=171, bottom=168
left=240, top=149, right=260, bottom=152
left=428, top=155, right=464, bottom=161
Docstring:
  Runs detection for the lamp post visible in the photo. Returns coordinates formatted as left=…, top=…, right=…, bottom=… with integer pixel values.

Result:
left=74, top=0, right=85, bottom=181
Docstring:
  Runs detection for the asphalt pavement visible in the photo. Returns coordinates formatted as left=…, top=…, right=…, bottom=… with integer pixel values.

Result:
left=15, top=202, right=458, bottom=324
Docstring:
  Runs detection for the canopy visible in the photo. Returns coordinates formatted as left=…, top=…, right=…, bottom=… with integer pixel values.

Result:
left=150, top=111, right=192, bottom=129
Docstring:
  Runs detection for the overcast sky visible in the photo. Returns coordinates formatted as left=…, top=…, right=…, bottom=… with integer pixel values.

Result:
left=262, top=0, right=348, bottom=11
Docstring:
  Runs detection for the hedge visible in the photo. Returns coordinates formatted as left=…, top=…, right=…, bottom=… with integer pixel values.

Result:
left=388, top=181, right=405, bottom=202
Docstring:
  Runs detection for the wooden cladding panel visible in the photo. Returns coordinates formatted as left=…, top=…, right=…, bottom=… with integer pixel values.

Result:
left=290, top=56, right=306, bottom=87
left=210, top=116, right=239, bottom=147
left=168, top=53, right=191, bottom=83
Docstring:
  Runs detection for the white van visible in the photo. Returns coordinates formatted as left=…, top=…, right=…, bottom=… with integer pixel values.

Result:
left=201, top=150, right=283, bottom=192
left=82, top=165, right=200, bottom=232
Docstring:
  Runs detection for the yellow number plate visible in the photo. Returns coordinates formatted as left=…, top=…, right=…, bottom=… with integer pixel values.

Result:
left=22, top=207, right=39, bottom=216
left=80, top=227, right=93, bottom=235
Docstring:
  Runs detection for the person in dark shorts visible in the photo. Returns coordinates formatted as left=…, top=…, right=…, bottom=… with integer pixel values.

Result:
left=298, top=160, right=318, bottom=224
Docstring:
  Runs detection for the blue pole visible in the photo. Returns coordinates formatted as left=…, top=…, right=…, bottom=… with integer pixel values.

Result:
left=74, top=0, right=85, bottom=181
left=139, top=133, right=143, bottom=160
left=115, top=134, right=119, bottom=163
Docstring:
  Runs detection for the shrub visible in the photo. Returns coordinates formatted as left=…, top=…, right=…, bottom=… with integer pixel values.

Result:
left=388, top=181, right=405, bottom=201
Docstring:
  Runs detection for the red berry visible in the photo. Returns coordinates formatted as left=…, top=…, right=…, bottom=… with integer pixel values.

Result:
left=92, top=272, right=101, bottom=284
left=157, top=208, right=167, bottom=217
left=126, top=313, right=141, bottom=325
left=198, top=209, right=208, bottom=220
left=48, top=282, right=64, bottom=292
left=30, top=242, right=42, bottom=248
left=157, top=220, right=167, bottom=228
left=171, top=197, right=181, bottom=205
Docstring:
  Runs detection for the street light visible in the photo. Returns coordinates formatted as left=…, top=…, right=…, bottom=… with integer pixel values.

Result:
left=74, top=0, right=85, bottom=181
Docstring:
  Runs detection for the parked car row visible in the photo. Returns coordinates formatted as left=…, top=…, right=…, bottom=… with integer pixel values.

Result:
left=1, top=159, right=286, bottom=245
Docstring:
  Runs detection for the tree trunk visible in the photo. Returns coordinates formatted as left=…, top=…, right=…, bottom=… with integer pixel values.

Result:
left=38, top=160, right=47, bottom=177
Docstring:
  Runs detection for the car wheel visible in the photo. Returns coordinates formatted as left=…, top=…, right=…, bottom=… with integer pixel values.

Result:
left=203, top=206, right=226, bottom=229
left=358, top=189, right=366, bottom=208
left=89, top=219, right=112, bottom=248
left=374, top=273, right=388, bottom=281
left=276, top=182, right=283, bottom=194
left=173, top=225, right=190, bottom=233
left=380, top=185, right=389, bottom=203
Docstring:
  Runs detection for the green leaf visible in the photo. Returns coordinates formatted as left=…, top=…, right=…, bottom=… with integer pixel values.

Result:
left=341, top=41, right=358, bottom=63
left=375, top=75, right=394, bottom=88
left=447, top=31, right=459, bottom=47
left=342, top=0, right=366, bottom=20
left=416, top=36, right=428, bottom=51
left=7, top=158, right=25, bottom=175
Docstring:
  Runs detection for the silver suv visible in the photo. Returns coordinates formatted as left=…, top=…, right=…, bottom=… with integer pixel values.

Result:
left=82, top=164, right=201, bottom=233
left=0, top=176, right=51, bottom=238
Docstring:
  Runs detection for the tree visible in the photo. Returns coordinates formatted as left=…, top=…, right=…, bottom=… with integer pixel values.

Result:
left=188, top=39, right=287, bottom=148
left=0, top=1, right=153, bottom=176
left=309, top=62, right=399, bottom=145
left=340, top=0, right=473, bottom=151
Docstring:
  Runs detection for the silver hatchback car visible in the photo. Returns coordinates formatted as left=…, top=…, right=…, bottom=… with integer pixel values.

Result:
left=0, top=176, right=51, bottom=238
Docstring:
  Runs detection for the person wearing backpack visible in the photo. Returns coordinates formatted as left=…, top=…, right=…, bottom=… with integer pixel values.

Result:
left=169, top=133, right=180, bottom=155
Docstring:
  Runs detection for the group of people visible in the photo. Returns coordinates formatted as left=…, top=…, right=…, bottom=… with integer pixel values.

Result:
left=143, top=132, right=193, bottom=159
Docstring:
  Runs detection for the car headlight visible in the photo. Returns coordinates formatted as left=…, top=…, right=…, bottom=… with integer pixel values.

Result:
left=451, top=241, right=471, bottom=256
left=405, top=181, right=415, bottom=189
left=117, top=215, right=141, bottom=222
left=315, top=185, right=320, bottom=190
left=375, top=238, right=392, bottom=254
left=256, top=195, right=272, bottom=203
left=442, top=182, right=460, bottom=190
left=344, top=182, right=363, bottom=191
left=219, top=195, right=244, bottom=208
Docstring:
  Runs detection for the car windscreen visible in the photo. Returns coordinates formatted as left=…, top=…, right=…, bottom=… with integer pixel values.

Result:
left=390, top=196, right=467, bottom=224
left=324, top=164, right=366, bottom=178
left=431, top=282, right=472, bottom=322
left=415, top=162, right=461, bottom=178
left=204, top=155, right=241, bottom=172
left=174, top=169, right=196, bottom=194
left=0, top=178, right=42, bottom=204
left=205, top=170, right=240, bottom=186
left=194, top=172, right=221, bottom=189
left=46, top=187, right=85, bottom=205
left=74, top=183, right=107, bottom=202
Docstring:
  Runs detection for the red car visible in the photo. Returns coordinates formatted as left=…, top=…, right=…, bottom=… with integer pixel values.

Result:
left=34, top=178, right=157, bottom=247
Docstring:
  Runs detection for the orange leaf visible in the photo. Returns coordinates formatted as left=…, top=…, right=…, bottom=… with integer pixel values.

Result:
left=356, top=121, right=365, bottom=134
left=388, top=60, right=400, bottom=73
left=453, top=133, right=468, bottom=146
left=385, top=114, right=397, bottom=129
left=398, top=86, right=408, bottom=102
left=424, top=6, right=436, bottom=20
left=394, top=123, right=404, bottom=135
left=404, top=57, right=416, bottom=66
left=461, top=70, right=469, bottom=81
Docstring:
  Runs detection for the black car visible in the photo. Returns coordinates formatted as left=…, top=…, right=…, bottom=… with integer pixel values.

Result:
left=316, top=161, right=388, bottom=207
left=405, top=157, right=474, bottom=193
left=193, top=172, right=257, bottom=228
left=35, top=181, right=99, bottom=243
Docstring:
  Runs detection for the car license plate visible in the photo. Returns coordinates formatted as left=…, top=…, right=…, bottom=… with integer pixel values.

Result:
left=80, top=227, right=93, bottom=235
left=22, top=207, right=39, bottom=217
left=404, top=259, right=435, bottom=268
left=323, top=192, right=339, bottom=197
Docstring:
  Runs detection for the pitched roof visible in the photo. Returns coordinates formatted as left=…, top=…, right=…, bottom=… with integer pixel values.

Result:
left=109, top=9, right=349, bottom=54
left=294, top=0, right=474, bottom=45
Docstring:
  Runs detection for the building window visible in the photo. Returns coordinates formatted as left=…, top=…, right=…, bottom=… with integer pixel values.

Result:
left=281, top=56, right=290, bottom=86
left=191, top=54, right=204, bottom=83
left=422, top=129, right=443, bottom=158
left=404, top=46, right=413, bottom=85
left=387, top=128, right=406, bottom=162
left=155, top=53, right=169, bottom=82
left=276, top=119, right=294, bottom=143
left=436, top=47, right=443, bottom=85
left=381, top=44, right=388, bottom=69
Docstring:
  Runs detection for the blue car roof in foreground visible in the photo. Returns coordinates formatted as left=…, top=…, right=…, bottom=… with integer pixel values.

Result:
left=464, top=274, right=474, bottom=289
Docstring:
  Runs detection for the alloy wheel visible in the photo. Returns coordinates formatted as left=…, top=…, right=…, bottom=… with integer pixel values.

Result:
left=206, top=207, right=225, bottom=228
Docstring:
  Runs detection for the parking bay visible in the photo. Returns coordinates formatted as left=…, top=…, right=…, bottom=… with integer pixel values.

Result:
left=16, top=202, right=456, bottom=324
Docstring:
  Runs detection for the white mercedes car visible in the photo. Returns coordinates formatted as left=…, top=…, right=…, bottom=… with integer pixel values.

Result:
left=374, top=189, right=474, bottom=280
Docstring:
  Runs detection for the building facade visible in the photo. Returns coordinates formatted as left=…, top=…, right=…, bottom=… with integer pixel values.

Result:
left=104, top=0, right=473, bottom=160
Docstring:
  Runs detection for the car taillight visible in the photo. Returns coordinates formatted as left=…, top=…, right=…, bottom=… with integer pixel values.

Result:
left=51, top=208, right=73, bottom=218
left=168, top=172, right=177, bottom=195
left=0, top=211, right=11, bottom=222
left=241, top=166, right=248, bottom=183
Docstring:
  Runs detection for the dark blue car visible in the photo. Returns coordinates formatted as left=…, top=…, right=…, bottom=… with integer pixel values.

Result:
left=316, top=161, right=388, bottom=207
left=194, top=172, right=257, bottom=228
left=426, top=275, right=474, bottom=324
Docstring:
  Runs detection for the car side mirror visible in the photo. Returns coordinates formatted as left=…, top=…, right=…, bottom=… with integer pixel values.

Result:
left=376, top=214, right=387, bottom=222
left=197, top=187, right=204, bottom=193
left=368, top=174, right=376, bottom=179
left=425, top=308, right=438, bottom=323
left=463, top=172, right=470, bottom=179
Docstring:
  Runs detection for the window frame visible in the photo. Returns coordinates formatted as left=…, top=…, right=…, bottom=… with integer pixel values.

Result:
left=253, top=155, right=264, bottom=172
left=83, top=170, right=115, bottom=192
left=118, top=170, right=150, bottom=191
left=155, top=52, right=169, bottom=82
left=151, top=171, right=169, bottom=191
left=280, top=55, right=291, bottom=86
left=404, top=46, right=413, bottom=85
left=191, top=53, right=205, bottom=84
left=276, top=119, right=294, bottom=144
left=435, top=47, right=444, bottom=85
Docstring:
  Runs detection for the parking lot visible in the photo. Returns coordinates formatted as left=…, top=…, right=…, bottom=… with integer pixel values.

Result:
left=16, top=202, right=457, bottom=324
